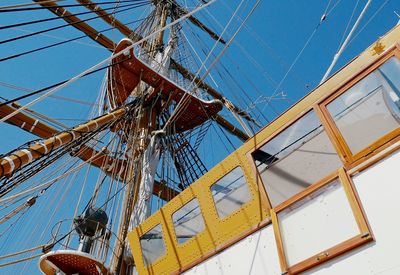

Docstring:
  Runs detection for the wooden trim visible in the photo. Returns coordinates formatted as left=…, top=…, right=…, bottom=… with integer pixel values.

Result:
left=245, top=150, right=273, bottom=210
left=318, top=46, right=400, bottom=165
left=274, top=171, right=338, bottom=213
left=319, top=45, right=399, bottom=107
left=127, top=29, right=400, bottom=274
left=271, top=168, right=374, bottom=274
left=287, top=234, right=372, bottom=274
left=348, top=129, right=400, bottom=167
left=172, top=218, right=272, bottom=275
left=271, top=210, right=288, bottom=273
left=247, top=108, right=313, bottom=154
left=348, top=137, right=400, bottom=175
left=338, top=168, right=371, bottom=234
left=314, top=104, right=353, bottom=164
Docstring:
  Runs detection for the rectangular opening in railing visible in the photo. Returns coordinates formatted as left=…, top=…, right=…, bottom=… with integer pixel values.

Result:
left=210, top=166, right=251, bottom=219
left=139, top=224, right=166, bottom=267
left=172, top=198, right=205, bottom=245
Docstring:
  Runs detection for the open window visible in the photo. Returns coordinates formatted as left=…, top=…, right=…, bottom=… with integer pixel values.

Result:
left=325, top=55, right=400, bottom=159
left=252, top=110, right=342, bottom=207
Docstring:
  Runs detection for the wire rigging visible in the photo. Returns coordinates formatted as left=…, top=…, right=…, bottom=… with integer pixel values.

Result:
left=0, top=2, right=149, bottom=45
left=0, top=1, right=148, bottom=31
left=0, top=57, right=129, bottom=108
left=0, top=0, right=142, bottom=13
left=0, top=17, right=147, bottom=63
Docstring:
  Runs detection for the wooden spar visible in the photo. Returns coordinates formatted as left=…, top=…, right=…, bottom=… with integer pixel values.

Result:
left=0, top=103, right=128, bottom=176
left=0, top=103, right=178, bottom=200
left=35, top=1, right=253, bottom=140
left=0, top=103, right=58, bottom=138
left=75, top=0, right=143, bottom=42
left=76, top=0, right=248, bottom=124
left=171, top=0, right=227, bottom=44
left=0, top=108, right=125, bottom=177
left=214, top=114, right=249, bottom=141
left=32, top=0, right=116, bottom=50
left=170, top=59, right=257, bottom=124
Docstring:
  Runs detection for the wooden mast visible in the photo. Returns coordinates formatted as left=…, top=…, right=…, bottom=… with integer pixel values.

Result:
left=32, top=0, right=252, bottom=141
left=113, top=3, right=170, bottom=273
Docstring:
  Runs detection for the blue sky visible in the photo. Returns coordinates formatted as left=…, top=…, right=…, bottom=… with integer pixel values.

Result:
left=0, top=0, right=399, bottom=273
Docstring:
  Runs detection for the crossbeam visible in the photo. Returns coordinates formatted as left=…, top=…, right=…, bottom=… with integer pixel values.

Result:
left=32, top=0, right=251, bottom=140
left=0, top=103, right=178, bottom=200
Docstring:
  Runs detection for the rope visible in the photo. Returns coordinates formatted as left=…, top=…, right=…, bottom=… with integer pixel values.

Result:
left=0, top=0, right=64, bottom=10
left=0, top=58, right=128, bottom=108
left=0, top=3, right=148, bottom=45
left=0, top=0, right=140, bottom=12
left=0, top=244, right=45, bottom=260
left=0, top=17, right=147, bottom=63
left=0, top=253, right=43, bottom=267
left=0, top=1, right=147, bottom=31
left=346, top=0, right=391, bottom=48
left=162, top=0, right=247, bottom=130
left=0, top=0, right=216, bottom=124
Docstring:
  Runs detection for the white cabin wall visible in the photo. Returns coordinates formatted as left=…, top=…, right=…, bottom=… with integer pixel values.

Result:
left=183, top=224, right=281, bottom=275
left=184, top=148, right=400, bottom=275
left=304, top=149, right=400, bottom=275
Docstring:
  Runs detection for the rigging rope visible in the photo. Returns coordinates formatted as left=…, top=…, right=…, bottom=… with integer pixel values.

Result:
left=0, top=81, right=98, bottom=106
left=0, top=0, right=216, bottom=124
left=346, top=0, right=390, bottom=49
left=0, top=0, right=64, bottom=11
left=266, top=0, right=341, bottom=110
left=0, top=17, right=147, bottom=63
left=0, top=0, right=141, bottom=12
left=0, top=2, right=148, bottom=45
left=0, top=1, right=147, bottom=31
left=163, top=0, right=259, bottom=134
left=0, top=58, right=129, bottom=108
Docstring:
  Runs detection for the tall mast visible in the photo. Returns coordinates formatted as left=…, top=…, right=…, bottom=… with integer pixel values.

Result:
left=113, top=2, right=172, bottom=273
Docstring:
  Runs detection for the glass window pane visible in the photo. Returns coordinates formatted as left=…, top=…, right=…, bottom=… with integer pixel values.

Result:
left=172, top=198, right=205, bottom=245
left=210, top=167, right=251, bottom=219
left=327, top=57, right=400, bottom=153
left=252, top=111, right=342, bottom=207
left=140, top=224, right=165, bottom=266
left=278, top=179, right=360, bottom=266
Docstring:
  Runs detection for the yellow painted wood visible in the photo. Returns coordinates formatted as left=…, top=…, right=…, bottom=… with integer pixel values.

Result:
left=128, top=24, right=400, bottom=274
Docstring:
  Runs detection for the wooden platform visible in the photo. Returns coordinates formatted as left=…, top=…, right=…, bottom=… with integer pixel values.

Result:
left=39, top=250, right=109, bottom=275
left=108, top=38, right=222, bottom=132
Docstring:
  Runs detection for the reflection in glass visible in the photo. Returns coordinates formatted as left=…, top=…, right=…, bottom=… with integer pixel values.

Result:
left=172, top=198, right=205, bottom=245
left=140, top=224, right=165, bottom=266
left=210, top=167, right=251, bottom=219
left=278, top=179, right=360, bottom=266
left=327, top=57, right=400, bottom=153
left=252, top=111, right=342, bottom=207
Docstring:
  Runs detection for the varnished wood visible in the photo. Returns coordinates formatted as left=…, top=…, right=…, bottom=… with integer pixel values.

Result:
left=287, top=234, right=373, bottom=274
left=271, top=209, right=288, bottom=273
left=33, top=0, right=116, bottom=50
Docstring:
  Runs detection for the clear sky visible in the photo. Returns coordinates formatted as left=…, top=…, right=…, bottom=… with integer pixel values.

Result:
left=0, top=0, right=399, bottom=273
